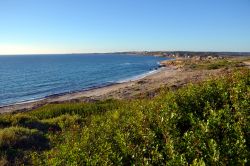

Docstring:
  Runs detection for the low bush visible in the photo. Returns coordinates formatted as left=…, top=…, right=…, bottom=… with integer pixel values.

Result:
left=0, top=68, right=249, bottom=165
left=42, top=114, right=82, bottom=130
left=0, top=127, right=49, bottom=165
left=0, top=115, right=12, bottom=128
left=28, top=99, right=122, bottom=119
left=185, top=59, right=244, bottom=70
left=0, top=127, right=48, bottom=150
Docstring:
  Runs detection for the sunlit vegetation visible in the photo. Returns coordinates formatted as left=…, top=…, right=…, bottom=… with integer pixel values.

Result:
left=0, top=68, right=249, bottom=165
left=184, top=59, right=246, bottom=70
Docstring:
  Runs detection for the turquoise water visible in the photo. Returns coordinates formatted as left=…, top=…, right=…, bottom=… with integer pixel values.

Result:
left=0, top=54, right=168, bottom=106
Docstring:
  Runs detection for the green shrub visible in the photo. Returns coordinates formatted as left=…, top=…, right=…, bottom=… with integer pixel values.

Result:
left=0, top=127, right=49, bottom=165
left=28, top=99, right=122, bottom=119
left=0, top=68, right=249, bottom=165
left=8, top=114, right=60, bottom=132
left=0, top=127, right=48, bottom=150
left=42, top=114, right=82, bottom=130
left=0, top=115, right=12, bottom=128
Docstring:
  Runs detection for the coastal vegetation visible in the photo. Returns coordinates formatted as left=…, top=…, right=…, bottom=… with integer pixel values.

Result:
left=160, top=57, right=249, bottom=70
left=0, top=60, right=249, bottom=165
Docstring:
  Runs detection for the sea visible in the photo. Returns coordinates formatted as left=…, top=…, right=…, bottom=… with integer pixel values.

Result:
left=0, top=54, right=169, bottom=106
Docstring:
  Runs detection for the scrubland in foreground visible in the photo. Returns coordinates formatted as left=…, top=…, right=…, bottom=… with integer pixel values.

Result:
left=0, top=59, right=249, bottom=165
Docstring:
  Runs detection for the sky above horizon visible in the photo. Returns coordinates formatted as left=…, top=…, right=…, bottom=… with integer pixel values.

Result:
left=0, top=0, right=250, bottom=55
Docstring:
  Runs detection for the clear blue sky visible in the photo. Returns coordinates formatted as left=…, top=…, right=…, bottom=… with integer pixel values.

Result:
left=0, top=0, right=249, bottom=54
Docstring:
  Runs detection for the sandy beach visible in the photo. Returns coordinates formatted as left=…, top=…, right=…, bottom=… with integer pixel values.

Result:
left=0, top=60, right=225, bottom=114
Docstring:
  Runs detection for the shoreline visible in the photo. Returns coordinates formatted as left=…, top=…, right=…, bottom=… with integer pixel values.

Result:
left=0, top=66, right=165, bottom=108
left=0, top=57, right=234, bottom=114
left=0, top=65, right=169, bottom=114
left=0, top=82, right=119, bottom=108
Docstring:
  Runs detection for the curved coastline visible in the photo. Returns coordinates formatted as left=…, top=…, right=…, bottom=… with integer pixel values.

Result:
left=0, top=54, right=168, bottom=107
left=0, top=61, right=170, bottom=113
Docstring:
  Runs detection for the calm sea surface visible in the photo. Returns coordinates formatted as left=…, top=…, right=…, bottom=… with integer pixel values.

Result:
left=0, top=54, right=168, bottom=106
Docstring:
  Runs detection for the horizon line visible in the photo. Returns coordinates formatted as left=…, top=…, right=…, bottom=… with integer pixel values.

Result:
left=1, top=50, right=250, bottom=56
